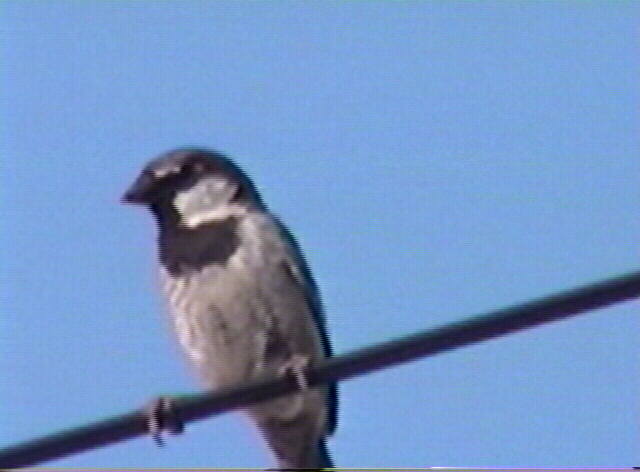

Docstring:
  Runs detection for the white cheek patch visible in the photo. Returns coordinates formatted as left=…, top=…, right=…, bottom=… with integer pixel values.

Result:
left=173, top=176, right=239, bottom=228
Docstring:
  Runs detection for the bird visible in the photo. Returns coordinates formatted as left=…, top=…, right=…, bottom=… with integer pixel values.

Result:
left=122, top=148, right=337, bottom=470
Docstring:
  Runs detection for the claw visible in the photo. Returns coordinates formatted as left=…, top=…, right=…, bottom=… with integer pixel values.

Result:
left=144, top=396, right=184, bottom=446
left=278, top=354, right=310, bottom=391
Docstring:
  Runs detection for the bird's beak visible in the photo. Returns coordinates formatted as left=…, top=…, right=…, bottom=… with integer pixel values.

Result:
left=122, top=172, right=156, bottom=205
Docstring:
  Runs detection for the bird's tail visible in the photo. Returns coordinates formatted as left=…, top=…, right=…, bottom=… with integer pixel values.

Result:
left=271, top=439, right=333, bottom=471
left=316, top=439, right=334, bottom=470
left=256, top=415, right=334, bottom=470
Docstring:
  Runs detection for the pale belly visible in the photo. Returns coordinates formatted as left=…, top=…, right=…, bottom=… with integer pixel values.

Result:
left=161, top=264, right=281, bottom=388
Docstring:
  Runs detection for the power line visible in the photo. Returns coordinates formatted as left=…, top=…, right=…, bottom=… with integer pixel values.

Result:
left=1, top=270, right=638, bottom=468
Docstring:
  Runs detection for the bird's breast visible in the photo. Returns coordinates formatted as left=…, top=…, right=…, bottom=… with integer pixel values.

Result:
left=159, top=212, right=313, bottom=387
left=159, top=224, right=284, bottom=385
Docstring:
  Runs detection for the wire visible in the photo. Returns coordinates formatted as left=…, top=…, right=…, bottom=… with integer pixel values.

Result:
left=1, top=270, right=639, bottom=468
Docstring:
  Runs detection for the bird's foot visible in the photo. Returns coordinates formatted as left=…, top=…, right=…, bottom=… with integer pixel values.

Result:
left=144, top=396, right=184, bottom=446
left=278, top=354, right=311, bottom=391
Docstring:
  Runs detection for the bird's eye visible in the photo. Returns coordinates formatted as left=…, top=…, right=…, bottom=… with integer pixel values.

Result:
left=183, top=162, right=205, bottom=175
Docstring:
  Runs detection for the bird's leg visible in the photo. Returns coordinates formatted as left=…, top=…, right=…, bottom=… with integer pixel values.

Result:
left=278, top=353, right=310, bottom=391
left=144, top=396, right=185, bottom=446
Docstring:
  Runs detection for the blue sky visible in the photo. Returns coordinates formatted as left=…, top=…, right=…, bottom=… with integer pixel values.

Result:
left=1, top=1, right=638, bottom=468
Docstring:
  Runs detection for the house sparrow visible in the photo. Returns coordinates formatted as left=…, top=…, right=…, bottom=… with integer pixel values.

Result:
left=123, top=148, right=337, bottom=469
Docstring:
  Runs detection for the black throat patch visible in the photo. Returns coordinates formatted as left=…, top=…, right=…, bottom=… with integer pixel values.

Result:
left=158, top=216, right=240, bottom=276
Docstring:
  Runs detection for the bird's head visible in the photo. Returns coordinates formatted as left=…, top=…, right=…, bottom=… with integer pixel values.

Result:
left=123, top=148, right=262, bottom=228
